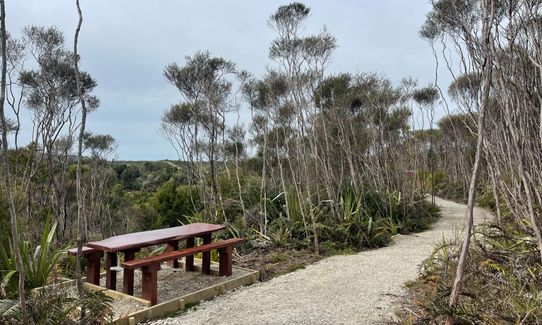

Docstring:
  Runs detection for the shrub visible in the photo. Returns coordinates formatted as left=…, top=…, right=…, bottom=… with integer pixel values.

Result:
left=399, top=222, right=542, bottom=323
left=477, top=185, right=496, bottom=210
left=152, top=181, right=200, bottom=227
left=272, top=187, right=441, bottom=251
left=0, top=220, right=61, bottom=297
left=1, top=287, right=113, bottom=324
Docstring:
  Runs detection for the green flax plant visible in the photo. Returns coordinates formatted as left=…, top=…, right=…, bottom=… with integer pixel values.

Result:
left=0, top=220, right=61, bottom=296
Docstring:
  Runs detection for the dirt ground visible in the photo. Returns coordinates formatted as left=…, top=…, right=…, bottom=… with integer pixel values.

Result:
left=100, top=260, right=251, bottom=306
left=55, top=260, right=253, bottom=320
left=234, top=247, right=322, bottom=281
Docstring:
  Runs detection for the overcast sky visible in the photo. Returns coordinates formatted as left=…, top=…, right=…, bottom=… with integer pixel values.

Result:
left=8, top=0, right=450, bottom=161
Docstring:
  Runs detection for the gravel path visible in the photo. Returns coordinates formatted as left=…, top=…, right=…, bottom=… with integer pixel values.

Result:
left=149, top=197, right=491, bottom=325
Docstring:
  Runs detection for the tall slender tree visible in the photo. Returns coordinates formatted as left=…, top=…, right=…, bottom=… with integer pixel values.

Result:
left=0, top=0, right=28, bottom=322
left=163, top=51, right=238, bottom=221
left=413, top=85, right=439, bottom=204
left=74, top=0, right=88, bottom=316
left=421, top=0, right=496, bottom=322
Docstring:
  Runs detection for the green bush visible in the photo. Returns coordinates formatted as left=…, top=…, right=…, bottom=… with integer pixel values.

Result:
left=152, top=181, right=200, bottom=227
left=0, top=197, right=10, bottom=250
left=1, top=287, right=113, bottom=324
left=400, top=198, right=441, bottom=233
left=0, top=220, right=61, bottom=297
left=401, top=222, right=542, bottom=323
left=262, top=187, right=440, bottom=252
left=477, top=185, right=496, bottom=210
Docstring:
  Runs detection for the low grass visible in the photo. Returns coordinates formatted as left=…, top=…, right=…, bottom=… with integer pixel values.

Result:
left=395, top=222, right=542, bottom=324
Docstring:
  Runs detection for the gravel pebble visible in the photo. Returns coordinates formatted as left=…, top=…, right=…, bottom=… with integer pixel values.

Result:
left=102, top=264, right=250, bottom=305
left=148, top=197, right=491, bottom=325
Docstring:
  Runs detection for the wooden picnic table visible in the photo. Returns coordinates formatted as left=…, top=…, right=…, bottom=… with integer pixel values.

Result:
left=86, top=222, right=225, bottom=295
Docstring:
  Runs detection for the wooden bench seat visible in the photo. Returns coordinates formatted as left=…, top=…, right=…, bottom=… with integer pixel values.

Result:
left=122, top=238, right=243, bottom=305
left=67, top=246, right=103, bottom=285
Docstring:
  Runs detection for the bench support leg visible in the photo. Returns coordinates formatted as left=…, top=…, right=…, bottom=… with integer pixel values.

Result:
left=219, top=246, right=233, bottom=276
left=123, top=248, right=139, bottom=295
left=105, top=252, right=117, bottom=290
left=86, top=252, right=103, bottom=285
left=185, top=237, right=195, bottom=272
left=165, top=241, right=179, bottom=268
left=202, top=234, right=212, bottom=275
left=141, top=264, right=160, bottom=306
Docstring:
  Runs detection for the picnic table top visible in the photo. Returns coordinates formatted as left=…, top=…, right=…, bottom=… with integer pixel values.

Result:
left=86, top=222, right=225, bottom=253
left=67, top=246, right=100, bottom=256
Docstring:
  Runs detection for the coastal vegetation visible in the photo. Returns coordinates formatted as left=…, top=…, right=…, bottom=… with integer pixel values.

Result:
left=1, top=0, right=541, bottom=324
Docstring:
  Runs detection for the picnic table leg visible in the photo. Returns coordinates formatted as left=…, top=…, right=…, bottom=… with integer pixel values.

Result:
left=218, top=246, right=233, bottom=276
left=86, top=252, right=103, bottom=285
left=141, top=264, right=160, bottom=306
left=165, top=241, right=179, bottom=268
left=123, top=248, right=139, bottom=295
left=185, top=237, right=195, bottom=272
left=105, top=252, right=117, bottom=290
left=201, top=234, right=212, bottom=275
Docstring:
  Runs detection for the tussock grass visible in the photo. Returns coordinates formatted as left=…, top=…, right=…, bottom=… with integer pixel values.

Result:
left=397, top=222, right=542, bottom=324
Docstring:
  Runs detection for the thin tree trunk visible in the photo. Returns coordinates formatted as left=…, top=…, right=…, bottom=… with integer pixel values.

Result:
left=260, top=116, right=268, bottom=234
left=0, top=1, right=28, bottom=322
left=446, top=1, right=493, bottom=322
left=73, top=0, right=87, bottom=318
left=446, top=84, right=488, bottom=324
left=488, top=165, right=501, bottom=224
left=429, top=106, right=435, bottom=205
left=233, top=112, right=247, bottom=229
left=519, top=167, right=542, bottom=261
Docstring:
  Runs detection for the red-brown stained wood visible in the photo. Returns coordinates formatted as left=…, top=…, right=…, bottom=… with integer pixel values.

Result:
left=105, top=252, right=117, bottom=290
left=67, top=246, right=100, bottom=256
left=165, top=241, right=179, bottom=268
left=219, top=245, right=233, bottom=276
left=201, top=234, right=212, bottom=275
left=124, top=238, right=243, bottom=305
left=122, top=238, right=244, bottom=269
left=87, top=223, right=225, bottom=253
left=67, top=247, right=103, bottom=285
left=122, top=248, right=139, bottom=295
left=141, top=264, right=160, bottom=306
left=86, top=251, right=103, bottom=285
left=185, top=237, right=195, bottom=272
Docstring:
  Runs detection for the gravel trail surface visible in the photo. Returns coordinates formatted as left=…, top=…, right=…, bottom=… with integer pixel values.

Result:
left=149, top=197, right=491, bottom=325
